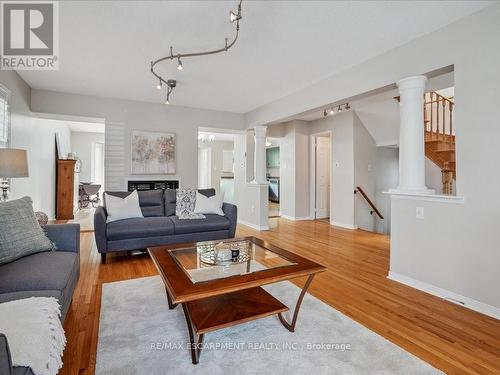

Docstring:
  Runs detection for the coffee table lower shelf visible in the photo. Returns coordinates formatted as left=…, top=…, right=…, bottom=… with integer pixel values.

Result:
left=179, top=287, right=288, bottom=364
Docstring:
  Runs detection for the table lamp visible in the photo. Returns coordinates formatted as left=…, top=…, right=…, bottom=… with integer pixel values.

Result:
left=0, top=148, right=29, bottom=201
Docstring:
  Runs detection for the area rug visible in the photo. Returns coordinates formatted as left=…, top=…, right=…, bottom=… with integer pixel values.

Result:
left=96, top=276, right=442, bottom=375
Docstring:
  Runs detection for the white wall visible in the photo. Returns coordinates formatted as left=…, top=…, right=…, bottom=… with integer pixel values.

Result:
left=425, top=157, right=443, bottom=194
left=276, top=120, right=310, bottom=220
left=31, top=90, right=245, bottom=190
left=11, top=118, right=71, bottom=219
left=0, top=71, right=72, bottom=219
left=374, top=147, right=399, bottom=234
left=353, top=113, right=377, bottom=232
left=248, top=4, right=500, bottom=313
left=233, top=133, right=268, bottom=230
left=71, top=131, right=105, bottom=184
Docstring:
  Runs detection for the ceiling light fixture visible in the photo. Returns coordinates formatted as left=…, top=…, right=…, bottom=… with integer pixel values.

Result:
left=164, top=79, right=176, bottom=105
left=322, top=102, right=351, bottom=117
left=156, top=80, right=162, bottom=90
left=150, top=0, right=243, bottom=104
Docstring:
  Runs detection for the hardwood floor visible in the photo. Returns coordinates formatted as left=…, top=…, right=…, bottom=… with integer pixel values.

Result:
left=60, top=218, right=500, bottom=375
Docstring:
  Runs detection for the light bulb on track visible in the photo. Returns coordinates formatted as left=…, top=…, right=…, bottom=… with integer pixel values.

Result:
left=177, top=57, right=183, bottom=71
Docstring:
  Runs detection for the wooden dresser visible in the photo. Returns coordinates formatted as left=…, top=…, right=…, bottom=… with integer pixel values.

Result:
left=56, top=159, right=76, bottom=220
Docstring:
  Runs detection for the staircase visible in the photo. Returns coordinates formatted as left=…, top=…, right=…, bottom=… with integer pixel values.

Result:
left=423, top=92, right=455, bottom=194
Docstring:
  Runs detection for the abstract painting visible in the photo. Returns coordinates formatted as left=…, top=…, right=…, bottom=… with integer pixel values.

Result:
left=131, top=130, right=176, bottom=174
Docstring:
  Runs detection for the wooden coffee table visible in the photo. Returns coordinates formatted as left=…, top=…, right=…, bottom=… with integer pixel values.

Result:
left=148, top=236, right=326, bottom=364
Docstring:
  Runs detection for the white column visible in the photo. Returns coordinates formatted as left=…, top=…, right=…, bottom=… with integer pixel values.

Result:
left=252, top=125, right=268, bottom=184
left=394, top=76, right=434, bottom=194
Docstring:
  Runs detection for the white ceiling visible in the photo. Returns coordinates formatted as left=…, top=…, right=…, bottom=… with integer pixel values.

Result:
left=19, top=1, right=491, bottom=113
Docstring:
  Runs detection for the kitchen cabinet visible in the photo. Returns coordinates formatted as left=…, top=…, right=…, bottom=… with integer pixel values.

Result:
left=266, top=147, right=280, bottom=168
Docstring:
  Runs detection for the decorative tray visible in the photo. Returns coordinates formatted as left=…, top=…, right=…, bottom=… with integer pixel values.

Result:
left=199, top=241, right=251, bottom=265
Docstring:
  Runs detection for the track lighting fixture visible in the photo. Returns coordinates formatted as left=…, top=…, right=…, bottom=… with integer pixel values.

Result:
left=156, top=80, right=162, bottom=90
left=322, top=102, right=351, bottom=117
left=150, top=0, right=243, bottom=104
left=230, top=10, right=241, bottom=23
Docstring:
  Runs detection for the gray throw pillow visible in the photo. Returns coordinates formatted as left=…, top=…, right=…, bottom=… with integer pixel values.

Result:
left=0, top=196, right=55, bottom=265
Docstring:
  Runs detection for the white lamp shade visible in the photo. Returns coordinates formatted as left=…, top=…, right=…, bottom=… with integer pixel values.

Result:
left=0, top=148, right=29, bottom=178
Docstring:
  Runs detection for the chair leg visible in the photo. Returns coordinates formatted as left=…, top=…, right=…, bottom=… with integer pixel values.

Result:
left=101, top=253, right=107, bottom=264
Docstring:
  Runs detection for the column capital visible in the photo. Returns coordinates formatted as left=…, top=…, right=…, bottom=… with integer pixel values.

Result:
left=397, top=75, right=427, bottom=91
left=253, top=125, right=267, bottom=138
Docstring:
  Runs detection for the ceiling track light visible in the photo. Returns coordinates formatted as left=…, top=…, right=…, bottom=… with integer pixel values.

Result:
left=150, top=0, right=243, bottom=104
left=164, top=79, right=176, bottom=105
left=322, top=102, right=351, bottom=117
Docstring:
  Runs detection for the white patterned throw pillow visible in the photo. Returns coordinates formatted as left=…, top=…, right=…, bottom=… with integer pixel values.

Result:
left=175, top=189, right=205, bottom=219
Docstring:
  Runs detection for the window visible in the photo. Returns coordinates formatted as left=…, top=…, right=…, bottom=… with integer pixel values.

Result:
left=0, top=84, right=10, bottom=148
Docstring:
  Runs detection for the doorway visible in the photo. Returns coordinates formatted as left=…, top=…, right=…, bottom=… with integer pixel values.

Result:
left=311, top=133, right=331, bottom=220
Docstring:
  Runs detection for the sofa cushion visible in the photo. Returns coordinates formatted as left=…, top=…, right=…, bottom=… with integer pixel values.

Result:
left=198, top=188, right=216, bottom=198
left=164, top=189, right=177, bottom=216
left=137, top=190, right=165, bottom=217
left=0, top=251, right=78, bottom=297
left=106, top=217, right=175, bottom=240
left=170, top=214, right=230, bottom=235
left=104, top=190, right=165, bottom=217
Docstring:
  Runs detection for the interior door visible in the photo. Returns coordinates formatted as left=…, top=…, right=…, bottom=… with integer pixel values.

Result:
left=315, top=136, right=331, bottom=219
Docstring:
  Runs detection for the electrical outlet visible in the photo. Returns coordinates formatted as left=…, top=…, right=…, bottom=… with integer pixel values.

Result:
left=416, top=206, right=424, bottom=219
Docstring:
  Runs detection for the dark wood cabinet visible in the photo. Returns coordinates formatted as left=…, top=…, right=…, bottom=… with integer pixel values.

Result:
left=56, top=159, right=76, bottom=220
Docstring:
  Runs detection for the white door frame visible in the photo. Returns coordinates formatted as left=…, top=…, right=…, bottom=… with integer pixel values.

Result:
left=309, top=131, right=332, bottom=220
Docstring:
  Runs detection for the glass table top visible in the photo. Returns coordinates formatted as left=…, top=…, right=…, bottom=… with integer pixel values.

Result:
left=170, top=239, right=297, bottom=284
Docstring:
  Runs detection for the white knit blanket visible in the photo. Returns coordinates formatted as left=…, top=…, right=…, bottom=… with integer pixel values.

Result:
left=0, top=297, right=66, bottom=375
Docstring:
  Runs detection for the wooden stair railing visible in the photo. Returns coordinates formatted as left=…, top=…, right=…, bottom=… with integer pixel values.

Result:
left=354, top=186, right=384, bottom=219
left=394, top=91, right=456, bottom=194
left=424, top=91, right=455, bottom=194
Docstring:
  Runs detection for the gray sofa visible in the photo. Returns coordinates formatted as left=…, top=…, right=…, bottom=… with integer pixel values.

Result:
left=0, top=223, right=80, bottom=375
left=94, top=188, right=237, bottom=263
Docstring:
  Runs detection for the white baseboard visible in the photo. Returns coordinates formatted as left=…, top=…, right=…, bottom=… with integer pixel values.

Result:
left=281, top=215, right=313, bottom=221
left=330, top=221, right=358, bottom=230
left=388, top=271, right=500, bottom=320
left=237, top=220, right=269, bottom=231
